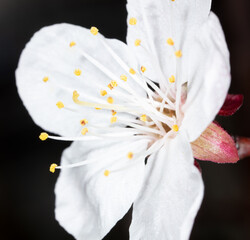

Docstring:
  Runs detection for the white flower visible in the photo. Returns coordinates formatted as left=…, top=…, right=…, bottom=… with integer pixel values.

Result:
left=16, top=0, right=230, bottom=239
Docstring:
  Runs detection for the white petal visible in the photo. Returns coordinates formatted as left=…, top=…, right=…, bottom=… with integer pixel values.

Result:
left=181, top=13, right=230, bottom=142
left=129, top=132, right=204, bottom=240
left=16, top=23, right=143, bottom=136
left=126, top=0, right=211, bottom=84
left=55, top=138, right=149, bottom=240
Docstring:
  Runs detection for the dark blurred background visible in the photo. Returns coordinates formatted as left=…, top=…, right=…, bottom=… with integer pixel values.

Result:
left=0, top=0, right=250, bottom=239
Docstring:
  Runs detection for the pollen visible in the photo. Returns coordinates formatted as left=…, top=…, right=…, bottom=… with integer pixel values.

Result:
left=127, top=152, right=133, bottom=159
left=111, top=110, right=117, bottom=116
left=140, top=114, right=147, bottom=122
left=169, top=75, right=175, bottom=83
left=95, top=107, right=102, bottom=110
left=120, top=74, right=127, bottom=82
left=50, top=163, right=58, bottom=173
left=90, top=26, right=99, bottom=35
left=43, top=76, right=49, bottom=82
left=69, top=41, right=76, bottom=47
left=74, top=69, right=82, bottom=76
left=81, top=127, right=88, bottom=135
left=56, top=101, right=64, bottom=109
left=107, top=97, right=114, bottom=104
left=39, top=132, right=48, bottom=141
left=129, top=17, right=137, bottom=25
left=172, top=124, right=179, bottom=132
left=135, top=39, right=141, bottom=46
left=111, top=116, right=117, bottom=123
left=100, top=90, right=107, bottom=96
left=175, top=50, right=182, bottom=58
left=141, top=66, right=146, bottom=73
left=167, top=38, right=174, bottom=45
left=104, top=170, right=110, bottom=177
left=129, top=68, right=136, bottom=74
left=80, top=119, right=88, bottom=126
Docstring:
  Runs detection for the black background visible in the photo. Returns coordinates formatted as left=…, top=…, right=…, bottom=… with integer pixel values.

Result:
left=1, top=0, right=250, bottom=239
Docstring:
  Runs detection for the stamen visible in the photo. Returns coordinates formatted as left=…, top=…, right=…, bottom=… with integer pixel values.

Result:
left=111, top=116, right=117, bottom=123
left=127, top=152, right=133, bottom=159
left=172, top=124, right=179, bottom=132
left=129, top=68, right=136, bottom=75
left=56, top=101, right=64, bottom=109
left=104, top=170, right=110, bottom=177
left=43, top=76, right=49, bottom=82
left=80, top=119, right=88, bottom=126
left=100, top=90, right=107, bottom=96
left=140, top=114, right=147, bottom=122
left=39, top=132, right=48, bottom=141
left=169, top=75, right=175, bottom=83
left=175, top=50, right=182, bottom=58
left=90, top=26, right=99, bottom=35
left=50, top=163, right=58, bottom=173
left=107, top=97, right=114, bottom=104
left=111, top=80, right=118, bottom=87
left=107, top=83, right=113, bottom=90
left=167, top=38, right=174, bottom=46
left=129, top=18, right=137, bottom=25
left=74, top=69, right=82, bottom=76
left=141, top=66, right=146, bottom=73
left=135, top=39, right=141, bottom=46
left=111, top=110, right=117, bottom=116
left=69, top=41, right=76, bottom=47
left=81, top=128, right=88, bottom=135
left=120, top=74, right=127, bottom=82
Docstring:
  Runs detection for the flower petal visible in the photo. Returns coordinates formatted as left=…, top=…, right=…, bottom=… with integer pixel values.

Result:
left=55, top=138, right=149, bottom=239
left=181, top=13, right=230, bottom=142
left=191, top=122, right=239, bottom=163
left=129, top=132, right=204, bottom=240
left=126, top=0, right=211, bottom=84
left=16, top=23, right=143, bottom=136
left=218, top=94, right=244, bottom=116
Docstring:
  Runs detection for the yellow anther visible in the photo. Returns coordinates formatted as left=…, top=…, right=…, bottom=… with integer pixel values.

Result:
left=50, top=163, right=58, bottom=173
left=73, top=90, right=79, bottom=101
left=169, top=75, right=175, bottom=83
left=120, top=74, right=127, bottom=82
left=56, top=101, right=64, bottom=109
left=141, top=66, right=146, bottom=73
left=90, top=26, right=99, bottom=35
left=175, top=50, right=182, bottom=58
left=167, top=38, right=174, bottom=46
left=95, top=108, right=102, bottom=110
left=104, top=170, right=110, bottom=177
left=69, top=41, right=76, bottom=47
left=129, top=68, right=136, bottom=75
left=134, top=39, right=141, bottom=46
left=107, top=83, right=113, bottom=90
left=111, top=80, right=118, bottom=88
left=172, top=124, right=179, bottom=132
left=43, top=76, right=49, bottom=82
left=74, top=69, right=82, bottom=76
left=107, top=97, right=114, bottom=104
left=100, top=90, right=107, bottom=96
left=111, top=110, right=117, bottom=116
left=111, top=116, right=117, bottom=124
left=127, top=152, right=133, bottom=159
left=129, top=17, right=137, bottom=25
left=80, top=119, right=88, bottom=126
left=39, top=132, right=48, bottom=141
left=140, top=114, right=147, bottom=122
left=81, top=127, right=88, bottom=135
left=171, top=0, right=175, bottom=1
